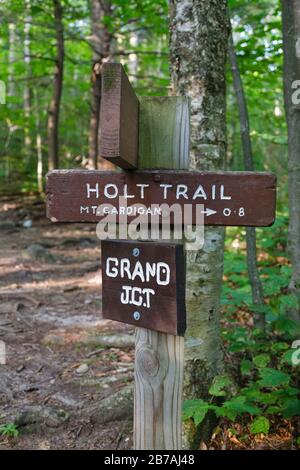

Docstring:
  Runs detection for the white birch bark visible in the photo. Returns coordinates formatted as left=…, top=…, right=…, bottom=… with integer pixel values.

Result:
left=24, top=0, right=32, bottom=161
left=169, top=0, right=229, bottom=448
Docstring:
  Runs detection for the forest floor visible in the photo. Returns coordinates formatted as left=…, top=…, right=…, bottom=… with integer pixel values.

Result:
left=0, top=195, right=134, bottom=450
left=0, top=195, right=296, bottom=450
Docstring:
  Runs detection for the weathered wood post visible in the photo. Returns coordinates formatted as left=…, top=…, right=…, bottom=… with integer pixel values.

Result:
left=133, top=96, right=190, bottom=450
left=100, top=63, right=190, bottom=449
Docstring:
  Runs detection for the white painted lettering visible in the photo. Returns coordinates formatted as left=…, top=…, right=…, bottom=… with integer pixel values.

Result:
left=160, top=184, right=173, bottom=199
left=106, top=257, right=118, bottom=277
left=176, top=184, right=188, bottom=200
left=131, top=287, right=143, bottom=306
left=123, top=184, right=135, bottom=198
left=131, top=261, right=145, bottom=282
left=136, top=184, right=149, bottom=199
left=143, top=288, right=155, bottom=308
left=220, top=185, right=231, bottom=200
left=120, top=285, right=131, bottom=304
left=120, top=258, right=131, bottom=279
left=145, top=263, right=156, bottom=281
left=104, top=184, right=118, bottom=199
left=156, top=262, right=170, bottom=285
left=86, top=183, right=99, bottom=198
left=193, top=185, right=207, bottom=200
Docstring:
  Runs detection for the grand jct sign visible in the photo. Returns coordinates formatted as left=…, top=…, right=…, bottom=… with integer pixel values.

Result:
left=101, top=240, right=186, bottom=335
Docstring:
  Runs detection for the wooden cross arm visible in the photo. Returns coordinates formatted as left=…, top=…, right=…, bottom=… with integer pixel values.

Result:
left=46, top=169, right=276, bottom=227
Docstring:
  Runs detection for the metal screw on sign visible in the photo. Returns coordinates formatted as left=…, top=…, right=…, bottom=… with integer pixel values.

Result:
left=133, top=248, right=140, bottom=257
left=133, top=311, right=141, bottom=321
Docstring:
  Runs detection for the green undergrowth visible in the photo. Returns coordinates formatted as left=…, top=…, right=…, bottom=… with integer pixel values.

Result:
left=183, top=213, right=300, bottom=444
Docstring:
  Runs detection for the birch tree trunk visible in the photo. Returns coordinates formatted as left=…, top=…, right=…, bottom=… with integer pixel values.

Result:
left=8, top=23, right=16, bottom=98
left=24, top=0, right=32, bottom=162
left=228, top=33, right=265, bottom=331
left=88, top=0, right=112, bottom=169
left=47, top=0, right=64, bottom=171
left=169, top=0, right=229, bottom=448
left=282, top=0, right=300, bottom=323
left=34, top=89, right=43, bottom=194
left=6, top=22, right=17, bottom=180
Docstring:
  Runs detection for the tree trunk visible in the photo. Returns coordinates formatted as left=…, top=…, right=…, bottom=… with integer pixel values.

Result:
left=88, top=0, right=112, bottom=169
left=47, top=0, right=64, bottom=171
left=24, top=0, right=32, bottom=163
left=169, top=0, right=229, bottom=448
left=8, top=23, right=16, bottom=98
left=34, top=89, right=43, bottom=194
left=127, top=32, right=139, bottom=85
left=282, top=0, right=300, bottom=323
left=6, top=22, right=17, bottom=181
left=228, top=33, right=265, bottom=331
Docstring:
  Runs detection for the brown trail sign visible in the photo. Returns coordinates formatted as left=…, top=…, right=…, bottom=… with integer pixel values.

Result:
left=46, top=169, right=276, bottom=227
left=46, top=62, right=277, bottom=451
left=102, top=240, right=186, bottom=335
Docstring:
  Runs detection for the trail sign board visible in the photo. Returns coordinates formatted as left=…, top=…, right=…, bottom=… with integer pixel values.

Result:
left=101, top=240, right=186, bottom=335
left=46, top=169, right=276, bottom=227
left=99, top=63, right=139, bottom=169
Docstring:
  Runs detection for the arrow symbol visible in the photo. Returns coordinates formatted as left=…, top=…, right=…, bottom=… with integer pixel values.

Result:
left=201, top=208, right=217, bottom=216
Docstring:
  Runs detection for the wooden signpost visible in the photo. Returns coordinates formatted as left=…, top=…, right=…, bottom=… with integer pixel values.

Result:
left=46, top=63, right=277, bottom=451
left=102, top=240, right=186, bottom=335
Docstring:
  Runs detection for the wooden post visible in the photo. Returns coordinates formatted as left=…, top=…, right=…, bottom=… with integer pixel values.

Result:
left=133, top=96, right=189, bottom=450
left=134, top=329, right=184, bottom=449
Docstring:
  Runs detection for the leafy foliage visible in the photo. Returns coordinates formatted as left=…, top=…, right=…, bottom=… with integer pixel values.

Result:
left=0, top=423, right=19, bottom=438
left=183, top=215, right=300, bottom=444
left=0, top=0, right=169, bottom=192
left=250, top=416, right=270, bottom=435
left=183, top=400, right=211, bottom=427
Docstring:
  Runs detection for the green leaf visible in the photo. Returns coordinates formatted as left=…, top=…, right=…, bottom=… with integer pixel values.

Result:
left=275, top=316, right=299, bottom=336
left=271, top=342, right=289, bottom=353
left=243, top=385, right=278, bottom=405
left=30, top=6, right=44, bottom=16
left=216, top=396, right=260, bottom=421
left=250, top=416, right=270, bottom=435
left=0, top=423, right=19, bottom=438
left=259, top=368, right=290, bottom=388
left=253, top=354, right=271, bottom=368
left=266, top=406, right=281, bottom=414
left=280, top=349, right=295, bottom=365
left=282, top=399, right=300, bottom=418
left=182, top=400, right=211, bottom=426
left=240, top=359, right=253, bottom=375
left=209, top=374, right=233, bottom=397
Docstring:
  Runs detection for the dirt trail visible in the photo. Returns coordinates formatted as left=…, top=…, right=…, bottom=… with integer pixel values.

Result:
left=0, top=196, right=134, bottom=450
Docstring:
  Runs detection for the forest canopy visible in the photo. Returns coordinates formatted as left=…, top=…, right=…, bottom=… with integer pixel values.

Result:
left=0, top=0, right=286, bottom=196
